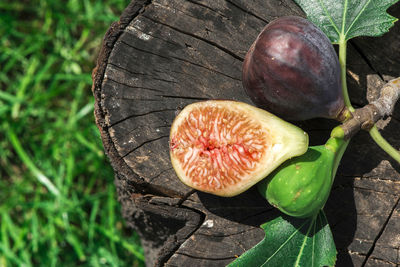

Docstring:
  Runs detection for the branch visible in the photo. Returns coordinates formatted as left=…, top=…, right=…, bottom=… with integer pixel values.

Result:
left=340, top=77, right=400, bottom=139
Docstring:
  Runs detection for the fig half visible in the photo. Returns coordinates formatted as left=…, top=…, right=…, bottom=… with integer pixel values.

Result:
left=169, top=100, right=308, bottom=197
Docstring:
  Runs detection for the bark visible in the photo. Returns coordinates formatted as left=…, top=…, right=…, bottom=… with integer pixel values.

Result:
left=92, top=1, right=400, bottom=266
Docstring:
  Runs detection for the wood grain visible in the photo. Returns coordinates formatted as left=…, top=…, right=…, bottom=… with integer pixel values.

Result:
left=92, top=1, right=400, bottom=266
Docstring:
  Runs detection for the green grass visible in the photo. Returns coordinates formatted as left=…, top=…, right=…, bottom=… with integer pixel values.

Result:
left=0, top=0, right=145, bottom=266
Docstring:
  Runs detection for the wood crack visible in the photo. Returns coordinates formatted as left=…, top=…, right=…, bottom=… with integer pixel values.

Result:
left=352, top=185, right=399, bottom=196
left=110, top=108, right=176, bottom=128
left=141, top=14, right=244, bottom=61
left=157, top=204, right=206, bottom=266
left=105, top=77, right=164, bottom=93
left=157, top=94, right=211, bottom=100
left=277, top=0, right=298, bottom=14
left=186, top=0, right=230, bottom=20
left=177, top=190, right=197, bottom=206
left=196, top=227, right=259, bottom=238
left=115, top=124, right=170, bottom=145
left=365, top=255, right=400, bottom=266
left=119, top=39, right=241, bottom=81
left=153, top=67, right=199, bottom=79
left=361, top=196, right=400, bottom=266
left=148, top=167, right=174, bottom=183
left=122, top=135, right=169, bottom=158
left=349, top=40, right=384, bottom=81
left=338, top=174, right=400, bottom=183
left=174, top=251, right=237, bottom=261
left=153, top=1, right=201, bottom=21
left=107, top=62, right=178, bottom=84
left=125, top=24, right=181, bottom=47
left=107, top=62, right=147, bottom=76
left=225, top=0, right=268, bottom=24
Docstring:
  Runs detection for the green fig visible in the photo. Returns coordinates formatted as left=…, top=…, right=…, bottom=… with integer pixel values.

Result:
left=258, top=130, right=348, bottom=218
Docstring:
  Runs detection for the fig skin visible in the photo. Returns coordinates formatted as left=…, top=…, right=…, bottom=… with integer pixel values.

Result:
left=242, top=16, right=344, bottom=121
left=258, top=135, right=348, bottom=218
left=169, top=100, right=309, bottom=197
left=258, top=146, right=334, bottom=218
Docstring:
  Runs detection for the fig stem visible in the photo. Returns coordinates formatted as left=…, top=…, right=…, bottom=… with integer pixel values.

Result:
left=339, top=38, right=355, bottom=112
left=338, top=78, right=400, bottom=137
left=366, top=77, right=400, bottom=165
left=325, top=133, right=349, bottom=196
left=325, top=133, right=349, bottom=177
left=369, top=125, right=400, bottom=164
left=330, top=126, right=345, bottom=139
left=331, top=138, right=350, bottom=185
left=339, top=36, right=400, bottom=164
left=325, top=133, right=345, bottom=154
left=335, top=78, right=400, bottom=164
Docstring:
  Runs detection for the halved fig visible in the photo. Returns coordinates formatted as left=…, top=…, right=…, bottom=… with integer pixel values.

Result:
left=169, top=100, right=308, bottom=197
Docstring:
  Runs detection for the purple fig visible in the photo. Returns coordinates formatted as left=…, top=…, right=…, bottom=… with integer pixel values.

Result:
left=242, top=16, right=345, bottom=121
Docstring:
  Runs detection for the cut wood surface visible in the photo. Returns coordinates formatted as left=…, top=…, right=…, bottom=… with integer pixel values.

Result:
left=92, top=1, right=400, bottom=266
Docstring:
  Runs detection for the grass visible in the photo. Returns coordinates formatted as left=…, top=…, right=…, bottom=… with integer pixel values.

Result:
left=0, top=0, right=145, bottom=266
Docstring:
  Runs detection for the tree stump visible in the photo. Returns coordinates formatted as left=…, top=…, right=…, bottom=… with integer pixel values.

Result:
left=92, top=1, right=400, bottom=266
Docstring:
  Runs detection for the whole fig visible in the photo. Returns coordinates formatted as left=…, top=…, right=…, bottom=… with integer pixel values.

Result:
left=242, top=16, right=345, bottom=121
left=258, top=135, right=348, bottom=218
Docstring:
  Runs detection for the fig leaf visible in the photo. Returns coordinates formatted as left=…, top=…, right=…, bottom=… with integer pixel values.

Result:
left=293, top=0, right=399, bottom=43
left=228, top=210, right=336, bottom=267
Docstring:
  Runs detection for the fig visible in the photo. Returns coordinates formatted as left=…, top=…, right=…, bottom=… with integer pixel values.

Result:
left=242, top=16, right=345, bottom=121
left=169, top=100, right=308, bottom=197
left=258, top=134, right=348, bottom=218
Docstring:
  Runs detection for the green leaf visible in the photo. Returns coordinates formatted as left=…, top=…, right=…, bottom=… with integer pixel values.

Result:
left=293, top=0, right=399, bottom=43
left=228, top=210, right=336, bottom=267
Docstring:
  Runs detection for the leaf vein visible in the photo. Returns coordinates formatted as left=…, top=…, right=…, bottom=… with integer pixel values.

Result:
left=344, top=0, right=374, bottom=38
left=341, top=0, right=348, bottom=35
left=261, top=220, right=309, bottom=266
left=317, top=0, right=341, bottom=35
left=312, top=216, right=317, bottom=267
left=294, top=216, right=316, bottom=267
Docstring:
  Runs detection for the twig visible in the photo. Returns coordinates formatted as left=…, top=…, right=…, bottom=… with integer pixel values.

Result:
left=340, top=77, right=400, bottom=139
